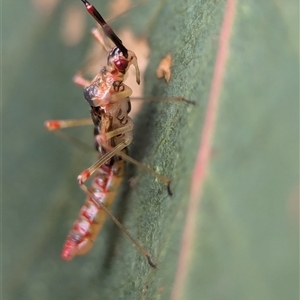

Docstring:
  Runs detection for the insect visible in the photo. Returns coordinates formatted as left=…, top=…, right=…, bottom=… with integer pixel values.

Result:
left=44, top=0, right=173, bottom=268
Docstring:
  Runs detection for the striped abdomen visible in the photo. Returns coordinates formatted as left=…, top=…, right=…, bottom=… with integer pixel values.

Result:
left=62, top=160, right=124, bottom=260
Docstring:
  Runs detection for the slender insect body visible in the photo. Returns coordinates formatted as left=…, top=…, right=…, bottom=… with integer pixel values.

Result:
left=62, top=46, right=138, bottom=259
left=45, top=0, right=180, bottom=267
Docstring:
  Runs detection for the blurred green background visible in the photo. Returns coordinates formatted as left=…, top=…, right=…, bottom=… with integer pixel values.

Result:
left=2, top=0, right=299, bottom=299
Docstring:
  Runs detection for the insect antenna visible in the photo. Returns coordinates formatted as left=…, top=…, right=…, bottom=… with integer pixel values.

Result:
left=81, top=0, right=128, bottom=58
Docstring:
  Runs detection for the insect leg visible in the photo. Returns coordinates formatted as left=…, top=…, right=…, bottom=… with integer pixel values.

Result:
left=79, top=182, right=156, bottom=267
left=91, top=27, right=111, bottom=52
left=96, top=117, right=134, bottom=142
left=44, top=118, right=93, bottom=130
left=130, top=96, right=195, bottom=105
left=44, top=118, right=94, bottom=152
left=94, top=127, right=172, bottom=195
left=77, top=131, right=133, bottom=184
left=100, top=142, right=172, bottom=196
left=73, top=74, right=91, bottom=88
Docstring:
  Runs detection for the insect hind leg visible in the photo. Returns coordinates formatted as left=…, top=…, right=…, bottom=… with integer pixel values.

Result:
left=97, top=134, right=173, bottom=196
left=79, top=182, right=157, bottom=268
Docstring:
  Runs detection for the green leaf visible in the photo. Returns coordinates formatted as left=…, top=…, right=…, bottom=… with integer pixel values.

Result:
left=3, top=0, right=298, bottom=300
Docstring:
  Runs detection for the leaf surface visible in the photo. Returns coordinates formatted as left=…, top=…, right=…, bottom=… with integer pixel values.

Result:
left=3, top=0, right=298, bottom=299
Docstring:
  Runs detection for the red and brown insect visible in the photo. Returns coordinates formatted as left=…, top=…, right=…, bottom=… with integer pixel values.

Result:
left=44, top=0, right=175, bottom=268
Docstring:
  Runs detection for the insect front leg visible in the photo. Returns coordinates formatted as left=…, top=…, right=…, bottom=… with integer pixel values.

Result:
left=44, top=118, right=93, bottom=130
left=44, top=118, right=94, bottom=151
left=73, top=73, right=92, bottom=88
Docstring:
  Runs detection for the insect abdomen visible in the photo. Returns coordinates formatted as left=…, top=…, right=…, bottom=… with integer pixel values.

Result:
left=62, top=161, right=124, bottom=260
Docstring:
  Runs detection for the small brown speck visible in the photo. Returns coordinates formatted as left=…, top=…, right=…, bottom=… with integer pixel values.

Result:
left=156, top=53, right=172, bottom=82
left=158, top=285, right=164, bottom=294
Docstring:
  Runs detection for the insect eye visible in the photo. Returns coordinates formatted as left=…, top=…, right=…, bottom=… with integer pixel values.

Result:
left=115, top=59, right=129, bottom=72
